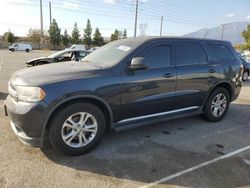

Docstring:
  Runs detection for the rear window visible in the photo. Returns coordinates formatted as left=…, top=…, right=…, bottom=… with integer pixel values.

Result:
left=175, top=41, right=207, bottom=65
left=207, top=44, right=235, bottom=61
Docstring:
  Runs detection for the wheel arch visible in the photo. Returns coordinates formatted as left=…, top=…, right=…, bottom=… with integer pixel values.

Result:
left=206, top=82, right=234, bottom=103
left=245, top=69, right=249, bottom=75
left=41, top=95, right=114, bottom=143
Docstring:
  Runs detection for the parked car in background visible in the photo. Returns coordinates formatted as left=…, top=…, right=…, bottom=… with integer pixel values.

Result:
left=5, top=37, right=243, bottom=155
left=240, top=57, right=250, bottom=81
left=8, top=43, right=32, bottom=52
left=69, top=44, right=86, bottom=50
left=26, top=49, right=90, bottom=66
left=88, top=47, right=101, bottom=53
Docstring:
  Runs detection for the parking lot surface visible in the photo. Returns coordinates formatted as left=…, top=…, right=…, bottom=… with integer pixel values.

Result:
left=0, top=50, right=250, bottom=188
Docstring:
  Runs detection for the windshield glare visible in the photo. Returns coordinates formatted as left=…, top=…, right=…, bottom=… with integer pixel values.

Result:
left=82, top=40, right=139, bottom=68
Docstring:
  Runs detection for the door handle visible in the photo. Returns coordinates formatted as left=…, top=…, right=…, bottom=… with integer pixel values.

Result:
left=163, top=73, right=173, bottom=78
left=208, top=69, right=216, bottom=73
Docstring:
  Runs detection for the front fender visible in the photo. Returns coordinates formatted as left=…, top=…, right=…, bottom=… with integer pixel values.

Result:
left=40, top=94, right=114, bottom=145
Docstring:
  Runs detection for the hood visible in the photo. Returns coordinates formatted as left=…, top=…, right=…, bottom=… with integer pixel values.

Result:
left=26, top=56, right=51, bottom=64
left=10, top=61, right=101, bottom=86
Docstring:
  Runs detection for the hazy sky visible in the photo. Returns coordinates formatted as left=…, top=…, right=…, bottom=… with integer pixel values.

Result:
left=0, top=0, right=249, bottom=37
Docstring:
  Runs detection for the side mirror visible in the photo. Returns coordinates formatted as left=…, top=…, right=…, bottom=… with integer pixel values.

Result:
left=128, top=57, right=147, bottom=71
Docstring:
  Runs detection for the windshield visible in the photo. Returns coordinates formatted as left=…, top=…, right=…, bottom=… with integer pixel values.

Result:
left=48, top=51, right=66, bottom=58
left=82, top=40, right=141, bottom=68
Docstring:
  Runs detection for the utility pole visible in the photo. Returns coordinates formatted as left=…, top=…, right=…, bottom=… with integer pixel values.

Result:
left=49, top=1, right=52, bottom=26
left=160, top=16, right=163, bottom=36
left=221, top=24, right=226, bottom=40
left=134, top=0, right=139, bottom=37
left=203, top=30, right=208, bottom=38
left=40, top=0, right=43, bottom=35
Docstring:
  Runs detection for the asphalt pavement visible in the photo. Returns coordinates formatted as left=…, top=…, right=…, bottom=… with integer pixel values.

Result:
left=0, top=50, right=250, bottom=188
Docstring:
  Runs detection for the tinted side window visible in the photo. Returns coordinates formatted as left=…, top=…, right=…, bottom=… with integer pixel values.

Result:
left=207, top=44, right=235, bottom=61
left=175, top=41, right=207, bottom=65
left=142, top=45, right=171, bottom=68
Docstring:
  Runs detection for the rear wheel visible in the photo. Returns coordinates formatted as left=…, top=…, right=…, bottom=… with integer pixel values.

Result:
left=242, top=71, right=249, bottom=81
left=49, top=103, right=106, bottom=155
left=25, top=49, right=30, bottom=53
left=202, top=88, right=230, bottom=122
left=10, top=49, right=15, bottom=52
left=35, top=61, right=48, bottom=66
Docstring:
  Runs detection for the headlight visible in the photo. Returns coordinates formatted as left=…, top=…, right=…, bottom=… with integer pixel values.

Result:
left=8, top=84, right=46, bottom=102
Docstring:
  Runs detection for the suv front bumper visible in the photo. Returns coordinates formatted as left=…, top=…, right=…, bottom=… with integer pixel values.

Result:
left=10, top=121, right=42, bottom=147
left=4, top=95, right=48, bottom=147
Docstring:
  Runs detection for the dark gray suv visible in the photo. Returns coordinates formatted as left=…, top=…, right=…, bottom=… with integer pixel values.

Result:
left=4, top=37, right=243, bottom=155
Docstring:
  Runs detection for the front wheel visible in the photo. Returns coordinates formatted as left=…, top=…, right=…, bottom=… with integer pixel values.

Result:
left=242, top=71, right=249, bottom=81
left=49, top=103, right=106, bottom=155
left=26, top=49, right=30, bottom=53
left=202, top=88, right=230, bottom=122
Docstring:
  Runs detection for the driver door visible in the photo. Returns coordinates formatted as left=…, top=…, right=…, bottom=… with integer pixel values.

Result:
left=119, top=41, right=176, bottom=121
left=56, top=52, right=72, bottom=62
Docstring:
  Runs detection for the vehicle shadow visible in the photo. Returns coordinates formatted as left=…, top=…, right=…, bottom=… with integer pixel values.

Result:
left=41, top=103, right=250, bottom=187
left=0, top=92, right=8, bottom=100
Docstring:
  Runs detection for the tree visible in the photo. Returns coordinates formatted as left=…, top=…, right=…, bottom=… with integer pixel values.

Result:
left=3, top=30, right=15, bottom=44
left=71, top=22, right=80, bottom=44
left=61, top=29, right=71, bottom=47
left=48, top=19, right=61, bottom=49
left=110, top=29, right=120, bottom=41
left=123, top=29, right=127, bottom=39
left=242, top=25, right=250, bottom=43
left=83, top=19, right=92, bottom=47
left=27, top=29, right=42, bottom=49
left=93, top=28, right=104, bottom=46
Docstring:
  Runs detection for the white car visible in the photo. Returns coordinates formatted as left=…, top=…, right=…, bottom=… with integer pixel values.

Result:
left=69, top=44, right=86, bottom=50
left=8, top=43, right=32, bottom=52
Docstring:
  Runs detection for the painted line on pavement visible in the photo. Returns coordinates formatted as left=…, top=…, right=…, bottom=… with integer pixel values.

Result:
left=0, top=53, right=4, bottom=71
left=139, top=145, right=250, bottom=188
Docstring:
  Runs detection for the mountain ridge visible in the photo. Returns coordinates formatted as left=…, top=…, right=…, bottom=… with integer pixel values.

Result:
left=183, top=22, right=250, bottom=45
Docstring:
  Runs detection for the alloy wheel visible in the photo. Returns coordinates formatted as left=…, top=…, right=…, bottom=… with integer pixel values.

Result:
left=61, top=112, right=98, bottom=148
left=211, top=93, right=227, bottom=117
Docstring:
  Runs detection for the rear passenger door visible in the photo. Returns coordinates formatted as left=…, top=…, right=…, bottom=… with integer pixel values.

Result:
left=174, top=40, right=218, bottom=109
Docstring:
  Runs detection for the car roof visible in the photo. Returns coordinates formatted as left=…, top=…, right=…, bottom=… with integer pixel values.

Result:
left=119, top=36, right=231, bottom=45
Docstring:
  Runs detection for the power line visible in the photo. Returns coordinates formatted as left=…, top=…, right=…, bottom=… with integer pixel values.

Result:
left=138, top=10, right=216, bottom=27
left=138, top=7, right=219, bottom=26
left=139, top=1, right=223, bottom=19
left=0, top=22, right=132, bottom=31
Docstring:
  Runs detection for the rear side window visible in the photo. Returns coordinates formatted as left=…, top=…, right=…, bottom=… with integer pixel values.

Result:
left=207, top=44, right=235, bottom=61
left=175, top=41, right=207, bottom=65
left=142, top=45, right=171, bottom=68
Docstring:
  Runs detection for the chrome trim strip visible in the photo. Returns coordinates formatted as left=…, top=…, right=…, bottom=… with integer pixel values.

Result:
left=118, top=106, right=199, bottom=124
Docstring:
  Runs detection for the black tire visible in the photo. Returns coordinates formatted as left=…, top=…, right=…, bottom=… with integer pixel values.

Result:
left=49, top=102, right=106, bottom=156
left=26, top=49, right=30, bottom=53
left=35, top=61, right=47, bottom=66
left=242, top=71, right=249, bottom=81
left=202, top=88, right=230, bottom=122
left=10, top=49, right=14, bottom=52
